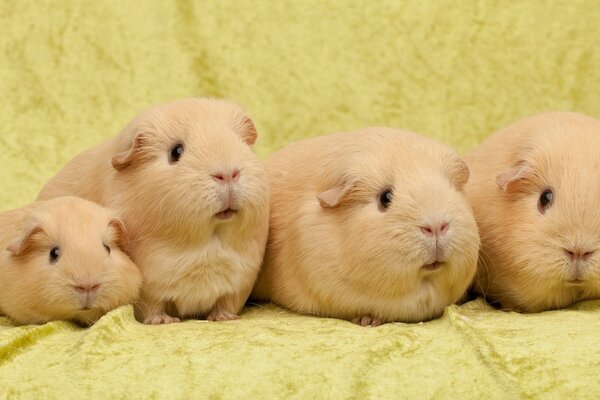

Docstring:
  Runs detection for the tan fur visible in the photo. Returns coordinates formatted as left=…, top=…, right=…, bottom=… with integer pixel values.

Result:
left=465, top=112, right=600, bottom=312
left=252, top=128, right=479, bottom=324
left=0, top=197, right=141, bottom=325
left=38, top=98, right=270, bottom=324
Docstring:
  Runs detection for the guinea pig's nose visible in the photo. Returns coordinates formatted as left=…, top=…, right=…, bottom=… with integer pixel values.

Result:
left=420, top=221, right=450, bottom=238
left=564, top=247, right=595, bottom=263
left=212, top=169, right=240, bottom=184
left=74, top=282, right=100, bottom=294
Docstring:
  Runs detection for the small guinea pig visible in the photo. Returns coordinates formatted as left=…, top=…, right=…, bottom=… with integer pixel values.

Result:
left=251, top=128, right=479, bottom=326
left=38, top=98, right=269, bottom=325
left=465, top=112, right=600, bottom=312
left=0, top=196, right=141, bottom=326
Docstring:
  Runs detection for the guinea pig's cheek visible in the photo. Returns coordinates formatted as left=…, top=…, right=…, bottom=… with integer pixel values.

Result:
left=232, top=179, right=260, bottom=207
left=48, top=290, right=79, bottom=316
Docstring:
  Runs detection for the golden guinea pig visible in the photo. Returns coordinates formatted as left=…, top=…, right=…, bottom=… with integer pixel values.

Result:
left=252, top=127, right=479, bottom=326
left=38, top=99, right=270, bottom=324
left=465, top=112, right=600, bottom=312
left=0, top=197, right=141, bottom=326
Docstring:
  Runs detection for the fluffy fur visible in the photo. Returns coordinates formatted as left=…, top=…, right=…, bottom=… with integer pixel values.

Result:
left=252, top=128, right=480, bottom=325
left=0, top=196, right=141, bottom=325
left=38, top=98, right=270, bottom=324
left=465, top=112, right=600, bottom=312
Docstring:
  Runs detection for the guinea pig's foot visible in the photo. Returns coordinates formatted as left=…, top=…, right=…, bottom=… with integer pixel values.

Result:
left=144, top=313, right=181, bottom=325
left=207, top=309, right=240, bottom=322
left=352, top=315, right=383, bottom=327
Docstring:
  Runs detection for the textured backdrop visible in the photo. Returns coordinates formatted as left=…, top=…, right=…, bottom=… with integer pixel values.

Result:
left=1, top=1, right=600, bottom=399
left=1, top=0, right=599, bottom=210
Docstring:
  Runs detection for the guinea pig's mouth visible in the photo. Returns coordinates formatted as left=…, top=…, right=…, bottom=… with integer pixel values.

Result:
left=215, top=208, right=237, bottom=220
left=78, top=306, right=101, bottom=312
left=566, top=278, right=585, bottom=285
left=422, top=261, right=444, bottom=272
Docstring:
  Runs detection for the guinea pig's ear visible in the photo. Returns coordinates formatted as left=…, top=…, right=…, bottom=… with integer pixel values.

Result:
left=107, top=218, right=129, bottom=253
left=7, top=225, right=46, bottom=256
left=111, top=134, right=148, bottom=171
left=317, top=180, right=355, bottom=208
left=235, top=117, right=258, bottom=146
left=496, top=164, right=532, bottom=191
left=446, top=157, right=470, bottom=190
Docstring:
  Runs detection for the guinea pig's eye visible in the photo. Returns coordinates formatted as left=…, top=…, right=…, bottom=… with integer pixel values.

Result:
left=378, top=188, right=393, bottom=211
left=169, top=143, right=184, bottom=164
left=49, top=247, right=61, bottom=264
left=103, top=243, right=111, bottom=255
left=538, top=188, right=554, bottom=214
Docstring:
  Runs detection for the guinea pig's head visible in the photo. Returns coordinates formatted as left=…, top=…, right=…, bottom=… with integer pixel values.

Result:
left=316, top=129, right=479, bottom=321
left=110, top=98, right=268, bottom=236
left=480, top=112, right=600, bottom=312
left=6, top=197, right=141, bottom=325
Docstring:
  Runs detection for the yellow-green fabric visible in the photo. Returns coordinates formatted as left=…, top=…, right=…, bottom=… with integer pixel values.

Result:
left=1, top=1, right=599, bottom=398
left=1, top=300, right=599, bottom=399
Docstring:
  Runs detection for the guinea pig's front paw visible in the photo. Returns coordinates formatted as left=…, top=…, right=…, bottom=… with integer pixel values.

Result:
left=143, top=313, right=181, bottom=325
left=352, top=315, right=383, bottom=327
left=206, top=309, right=240, bottom=322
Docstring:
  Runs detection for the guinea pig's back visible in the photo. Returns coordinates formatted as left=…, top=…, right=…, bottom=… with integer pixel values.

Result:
left=266, top=134, right=340, bottom=179
left=264, top=130, right=386, bottom=190
left=253, top=135, right=339, bottom=299
left=0, top=206, right=34, bottom=313
left=37, top=140, right=113, bottom=203
left=0, top=208, right=27, bottom=262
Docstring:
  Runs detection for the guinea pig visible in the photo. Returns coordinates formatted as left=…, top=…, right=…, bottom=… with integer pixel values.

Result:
left=38, top=98, right=269, bottom=324
left=251, top=127, right=480, bottom=326
left=0, top=196, right=141, bottom=326
left=465, top=112, right=600, bottom=312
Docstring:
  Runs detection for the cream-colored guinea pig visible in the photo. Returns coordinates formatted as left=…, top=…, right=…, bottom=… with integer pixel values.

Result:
left=0, top=196, right=141, bottom=326
left=251, top=128, right=480, bottom=326
left=38, top=98, right=269, bottom=324
left=465, top=112, right=600, bottom=312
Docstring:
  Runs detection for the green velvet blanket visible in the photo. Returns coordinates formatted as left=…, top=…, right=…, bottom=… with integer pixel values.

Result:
left=1, top=1, right=600, bottom=398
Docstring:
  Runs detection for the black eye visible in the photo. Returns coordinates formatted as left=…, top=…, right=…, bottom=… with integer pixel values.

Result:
left=378, top=188, right=393, bottom=211
left=103, top=244, right=111, bottom=254
left=49, top=247, right=61, bottom=264
left=538, top=188, right=554, bottom=214
left=169, top=143, right=184, bottom=164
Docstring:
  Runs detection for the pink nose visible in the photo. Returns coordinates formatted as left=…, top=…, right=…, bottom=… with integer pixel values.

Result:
left=74, top=283, right=100, bottom=294
left=212, top=169, right=240, bottom=184
left=564, top=248, right=594, bottom=262
left=420, top=221, right=450, bottom=238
